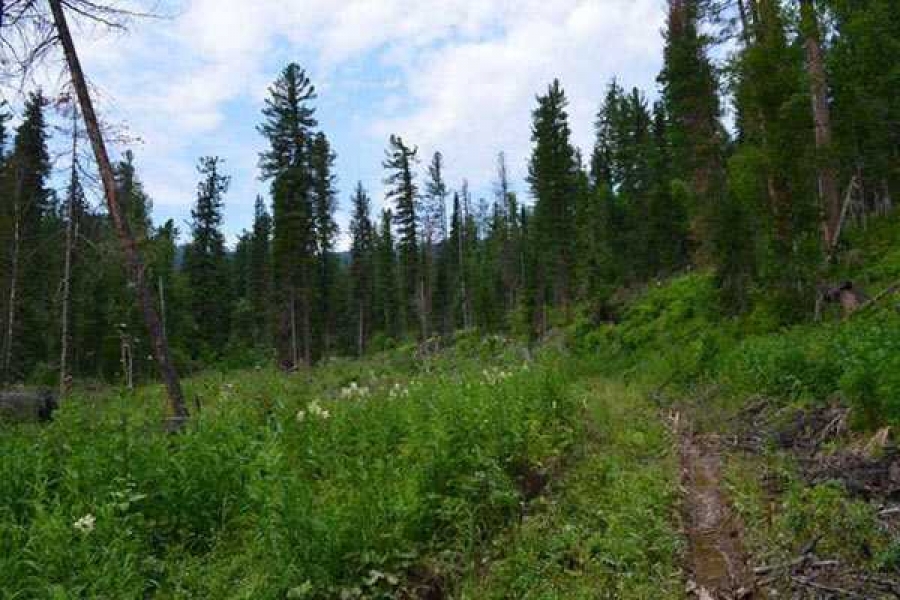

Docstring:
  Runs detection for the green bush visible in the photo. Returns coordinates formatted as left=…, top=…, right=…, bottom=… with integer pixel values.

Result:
left=0, top=348, right=581, bottom=598
left=720, top=313, right=900, bottom=425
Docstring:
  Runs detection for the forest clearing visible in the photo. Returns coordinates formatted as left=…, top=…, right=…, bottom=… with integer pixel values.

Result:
left=2, top=0, right=900, bottom=598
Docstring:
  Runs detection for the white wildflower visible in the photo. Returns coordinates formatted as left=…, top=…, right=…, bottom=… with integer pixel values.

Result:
left=74, top=514, right=95, bottom=533
left=304, top=400, right=333, bottom=420
left=340, top=381, right=371, bottom=400
left=296, top=410, right=306, bottom=423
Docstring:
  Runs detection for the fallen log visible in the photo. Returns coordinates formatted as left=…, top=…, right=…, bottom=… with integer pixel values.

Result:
left=0, top=389, right=58, bottom=423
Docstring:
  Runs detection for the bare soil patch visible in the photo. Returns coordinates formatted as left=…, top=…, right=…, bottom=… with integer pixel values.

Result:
left=679, top=415, right=755, bottom=599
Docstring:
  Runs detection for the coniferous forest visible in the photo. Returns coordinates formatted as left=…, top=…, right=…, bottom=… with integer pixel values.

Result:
left=2, top=1, right=900, bottom=598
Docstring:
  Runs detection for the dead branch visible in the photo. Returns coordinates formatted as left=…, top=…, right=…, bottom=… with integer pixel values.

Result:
left=847, top=279, right=900, bottom=320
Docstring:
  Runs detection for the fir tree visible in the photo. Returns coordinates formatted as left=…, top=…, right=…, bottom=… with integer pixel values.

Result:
left=348, top=182, right=374, bottom=355
left=2, top=91, right=51, bottom=382
left=185, top=156, right=231, bottom=355
left=249, top=196, right=272, bottom=345
left=259, top=63, right=318, bottom=367
left=658, top=0, right=725, bottom=263
left=383, top=135, right=420, bottom=338
left=528, top=79, right=577, bottom=314
left=373, top=208, right=398, bottom=341
left=310, top=131, right=338, bottom=357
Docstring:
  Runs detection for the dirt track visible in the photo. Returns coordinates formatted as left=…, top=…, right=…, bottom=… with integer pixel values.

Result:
left=680, top=422, right=754, bottom=599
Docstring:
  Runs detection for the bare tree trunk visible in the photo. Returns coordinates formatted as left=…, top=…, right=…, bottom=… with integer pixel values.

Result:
left=357, top=301, right=364, bottom=357
left=459, top=196, right=470, bottom=330
left=736, top=0, right=753, bottom=44
left=2, top=179, right=20, bottom=383
left=289, top=290, right=298, bottom=368
left=158, top=276, right=167, bottom=339
left=49, top=0, right=188, bottom=426
left=59, top=110, right=78, bottom=398
left=302, top=290, right=311, bottom=366
left=799, top=0, right=841, bottom=253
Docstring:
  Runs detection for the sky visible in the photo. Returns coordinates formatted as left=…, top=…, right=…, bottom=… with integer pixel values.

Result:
left=21, top=0, right=668, bottom=248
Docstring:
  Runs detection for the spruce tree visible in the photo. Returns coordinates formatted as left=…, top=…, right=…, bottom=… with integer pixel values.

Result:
left=249, top=196, right=272, bottom=346
left=259, top=63, right=318, bottom=367
left=423, top=151, right=449, bottom=338
left=2, top=91, right=51, bottom=382
left=528, top=79, right=577, bottom=315
left=383, top=135, right=420, bottom=338
left=373, top=208, right=398, bottom=341
left=658, top=0, right=725, bottom=263
left=731, top=0, right=818, bottom=315
left=495, top=152, right=520, bottom=312
left=185, top=156, right=231, bottom=356
left=310, top=132, right=338, bottom=357
left=348, top=182, right=374, bottom=355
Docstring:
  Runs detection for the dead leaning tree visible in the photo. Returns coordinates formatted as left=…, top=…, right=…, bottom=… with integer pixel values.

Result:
left=0, top=0, right=189, bottom=428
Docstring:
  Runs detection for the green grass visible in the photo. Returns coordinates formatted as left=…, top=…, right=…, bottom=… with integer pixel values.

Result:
left=459, top=379, right=683, bottom=599
left=0, top=342, right=582, bottom=599
left=724, top=449, right=893, bottom=581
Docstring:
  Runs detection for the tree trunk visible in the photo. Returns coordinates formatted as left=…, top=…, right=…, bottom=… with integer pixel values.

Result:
left=2, top=176, right=21, bottom=383
left=799, top=0, right=841, bottom=253
left=736, top=0, right=753, bottom=44
left=302, top=290, right=311, bottom=366
left=59, top=111, right=78, bottom=398
left=48, top=0, right=188, bottom=426
left=289, top=290, right=298, bottom=368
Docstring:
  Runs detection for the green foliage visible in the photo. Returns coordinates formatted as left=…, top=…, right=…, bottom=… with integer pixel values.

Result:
left=460, top=380, right=682, bottom=599
left=780, top=482, right=887, bottom=564
left=721, top=313, right=900, bottom=425
left=577, top=273, right=728, bottom=385
left=0, top=345, right=580, bottom=598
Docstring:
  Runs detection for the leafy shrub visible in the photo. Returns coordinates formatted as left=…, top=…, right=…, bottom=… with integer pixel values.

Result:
left=0, top=346, right=581, bottom=598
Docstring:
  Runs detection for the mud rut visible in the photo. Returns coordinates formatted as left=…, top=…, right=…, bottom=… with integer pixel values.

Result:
left=678, top=416, right=755, bottom=600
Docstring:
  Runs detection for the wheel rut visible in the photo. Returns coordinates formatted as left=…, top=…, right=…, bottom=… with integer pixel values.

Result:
left=677, top=413, right=754, bottom=600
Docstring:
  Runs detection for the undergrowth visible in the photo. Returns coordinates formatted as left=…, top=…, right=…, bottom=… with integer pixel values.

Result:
left=0, top=342, right=581, bottom=598
left=460, top=379, right=682, bottom=599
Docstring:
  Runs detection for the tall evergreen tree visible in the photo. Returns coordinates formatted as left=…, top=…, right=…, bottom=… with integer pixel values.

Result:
left=249, top=196, right=272, bottom=346
left=184, top=156, right=231, bottom=355
left=658, top=0, right=725, bottom=263
left=495, top=152, right=520, bottom=312
left=2, top=91, right=51, bottom=382
left=259, top=63, right=318, bottom=368
left=422, top=151, right=449, bottom=338
left=731, top=0, right=818, bottom=314
left=310, top=131, right=338, bottom=358
left=348, top=182, right=375, bottom=355
left=373, top=208, right=398, bottom=341
left=528, top=79, right=578, bottom=316
left=383, top=135, right=420, bottom=338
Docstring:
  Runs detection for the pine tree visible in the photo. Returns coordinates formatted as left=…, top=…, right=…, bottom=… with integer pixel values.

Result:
left=259, top=63, right=318, bottom=368
left=2, top=91, right=52, bottom=382
left=591, top=80, right=624, bottom=191
left=495, top=152, right=520, bottom=312
left=825, top=0, right=899, bottom=219
left=373, top=208, right=398, bottom=341
left=658, top=0, right=725, bottom=263
left=646, top=101, right=689, bottom=276
left=798, top=0, right=841, bottom=253
left=115, top=151, right=152, bottom=241
left=348, top=182, right=374, bottom=355
left=184, top=156, right=231, bottom=356
left=310, top=131, right=338, bottom=358
left=249, top=196, right=272, bottom=346
left=383, top=135, right=420, bottom=338
left=423, top=151, right=449, bottom=338
left=528, top=79, right=578, bottom=316
left=731, top=0, right=818, bottom=315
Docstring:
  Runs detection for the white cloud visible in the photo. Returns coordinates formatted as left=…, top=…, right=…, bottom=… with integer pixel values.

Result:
left=6, top=0, right=667, bottom=243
